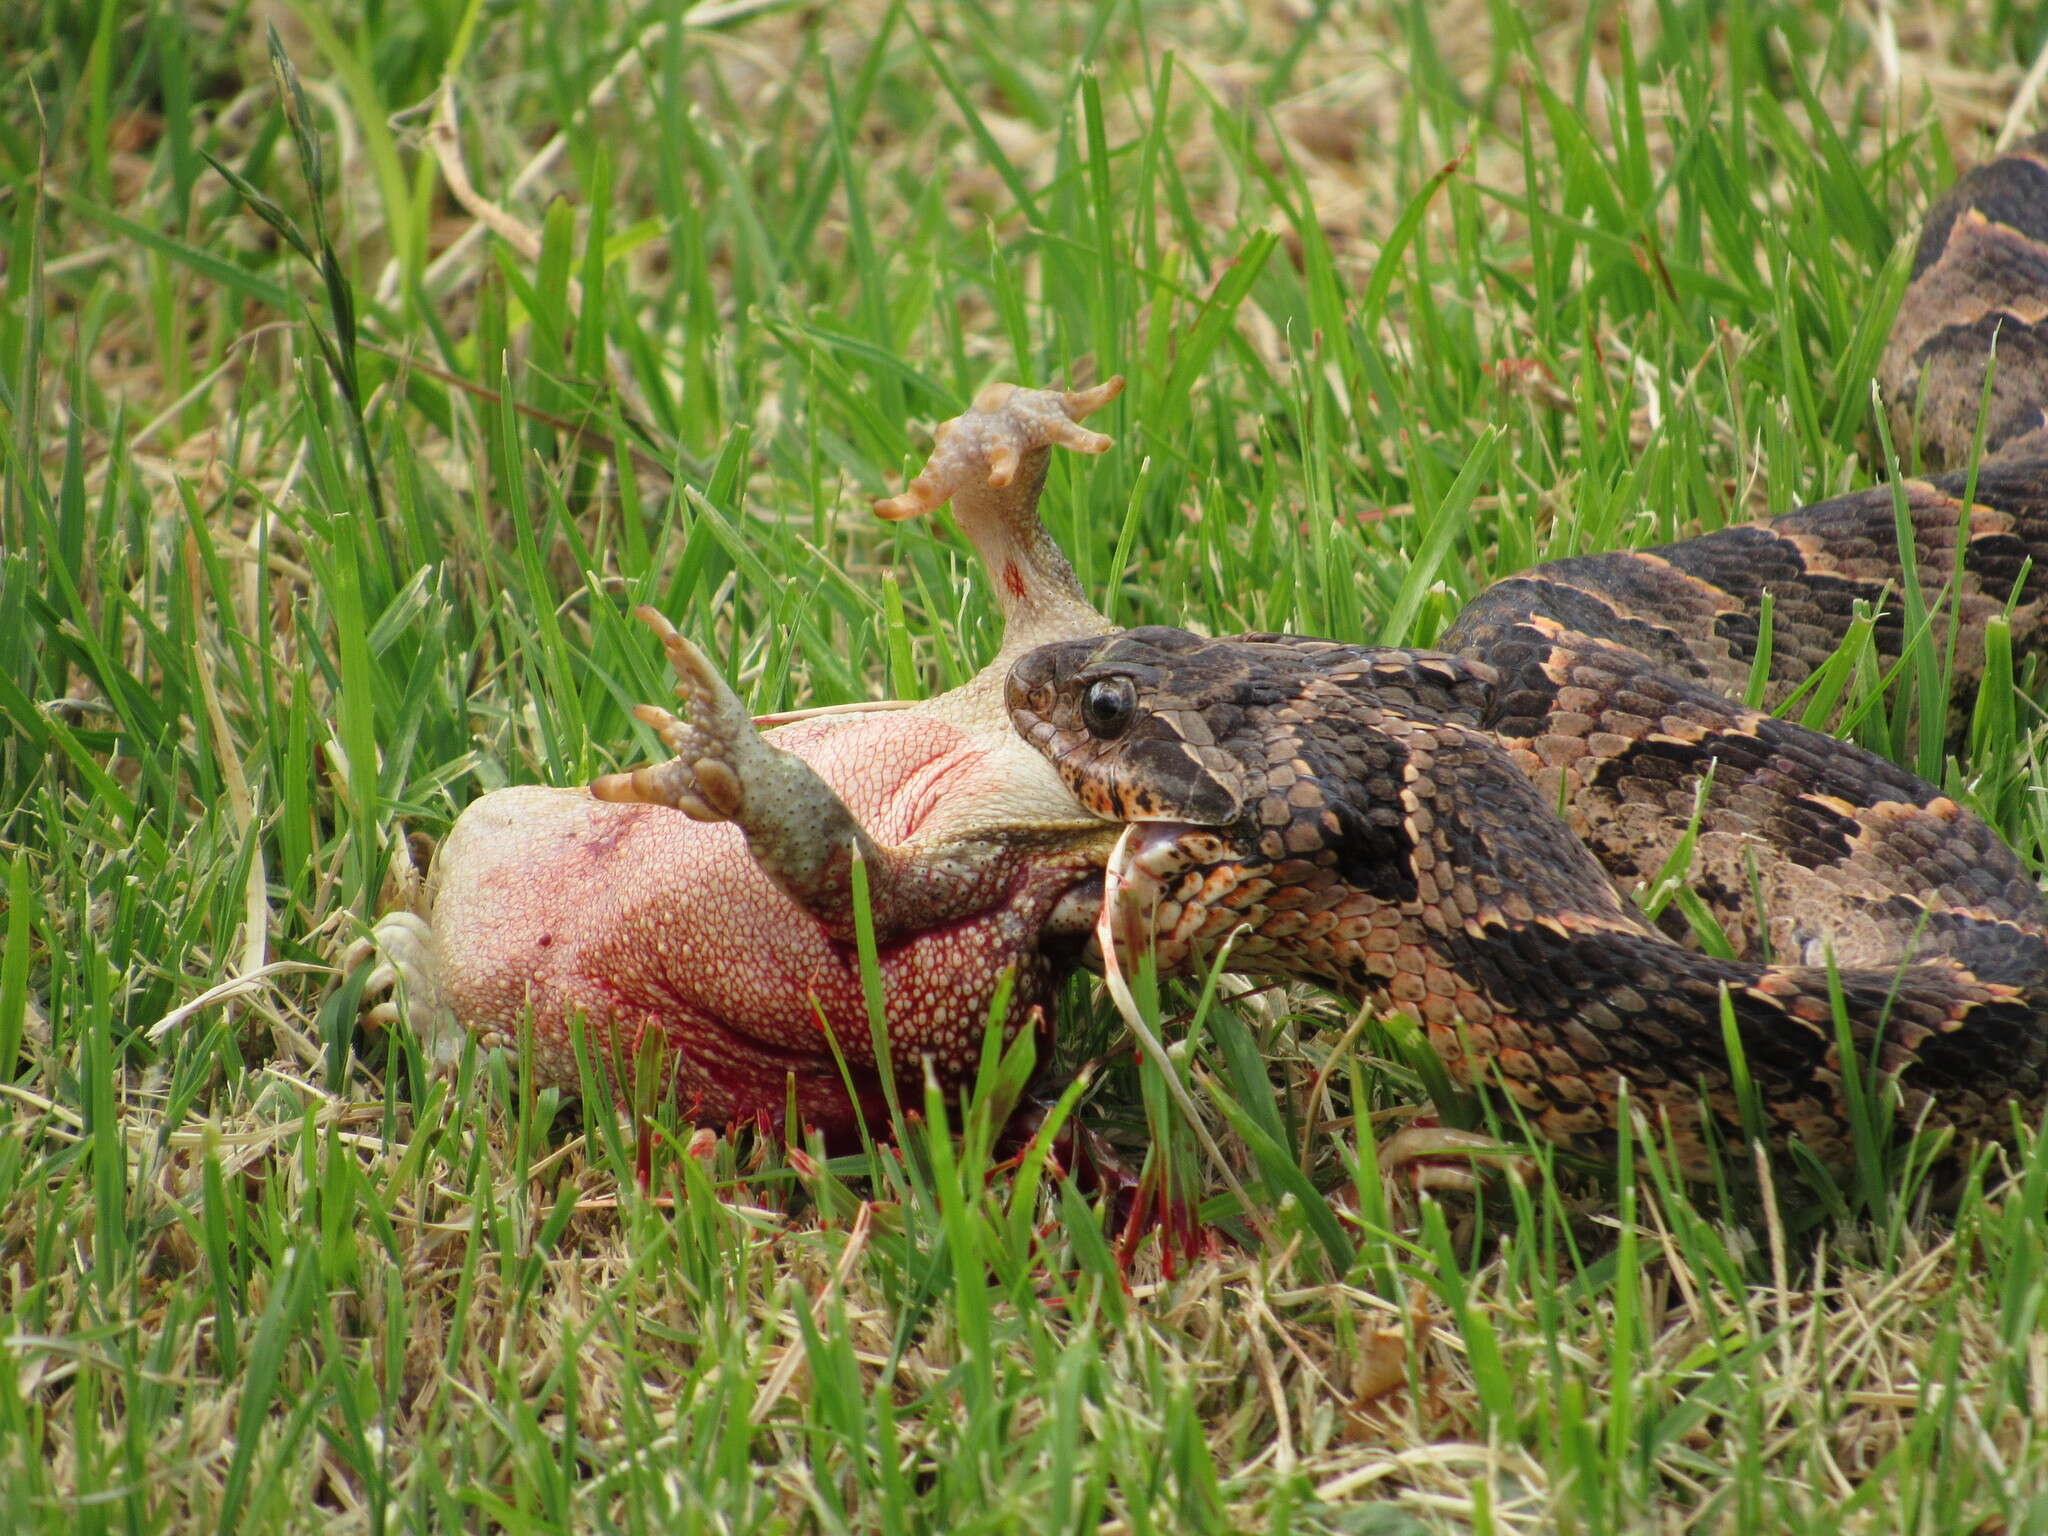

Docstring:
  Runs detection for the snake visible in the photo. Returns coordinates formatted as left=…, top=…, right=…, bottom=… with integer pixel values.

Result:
left=1004, top=136, right=2048, bottom=1176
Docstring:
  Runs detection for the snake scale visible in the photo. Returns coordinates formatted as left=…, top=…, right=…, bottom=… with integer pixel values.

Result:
left=1006, top=136, right=2048, bottom=1176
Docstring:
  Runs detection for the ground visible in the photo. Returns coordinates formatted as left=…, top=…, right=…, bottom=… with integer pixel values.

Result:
left=3, top=1, right=2048, bottom=1531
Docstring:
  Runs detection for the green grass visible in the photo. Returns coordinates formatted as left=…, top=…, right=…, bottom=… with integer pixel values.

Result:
left=6, top=0, right=2048, bottom=1530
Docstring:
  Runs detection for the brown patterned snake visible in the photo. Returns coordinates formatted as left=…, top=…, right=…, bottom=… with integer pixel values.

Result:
left=1005, top=138, right=2048, bottom=1176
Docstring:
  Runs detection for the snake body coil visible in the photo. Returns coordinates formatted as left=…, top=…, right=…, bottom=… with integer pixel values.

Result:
left=1007, top=138, right=2048, bottom=1173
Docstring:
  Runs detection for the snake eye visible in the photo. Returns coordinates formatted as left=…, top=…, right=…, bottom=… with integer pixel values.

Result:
left=1080, top=676, right=1137, bottom=739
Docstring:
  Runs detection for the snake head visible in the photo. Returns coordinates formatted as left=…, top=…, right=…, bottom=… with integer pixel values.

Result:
left=1009, top=628, right=1490, bottom=909
left=1007, top=626, right=1448, bottom=979
left=1006, top=627, right=1257, bottom=827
